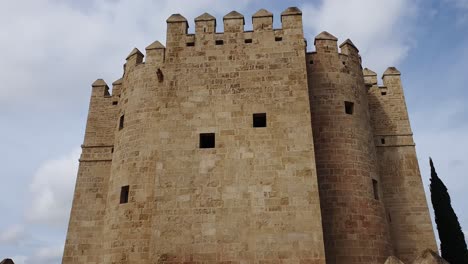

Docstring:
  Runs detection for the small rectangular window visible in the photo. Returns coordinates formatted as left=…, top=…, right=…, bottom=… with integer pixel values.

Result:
left=186, top=42, right=195, bottom=47
left=200, top=133, right=215, bottom=148
left=244, top=39, right=252, bottom=44
left=215, top=40, right=224, bottom=45
left=345, top=101, right=354, bottom=115
left=112, top=101, right=118, bottom=105
left=309, top=60, right=314, bottom=64
left=275, top=37, right=283, bottom=42
left=381, top=138, right=386, bottom=144
left=372, top=179, right=379, bottom=200
left=381, top=91, right=387, bottom=96
left=253, top=113, right=267, bottom=128
left=119, top=115, right=125, bottom=130
left=120, top=185, right=129, bottom=204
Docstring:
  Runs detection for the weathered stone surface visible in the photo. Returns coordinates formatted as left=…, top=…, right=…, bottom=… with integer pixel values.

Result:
left=63, top=7, right=437, bottom=264
left=385, top=256, right=406, bottom=264
left=412, top=249, right=449, bottom=264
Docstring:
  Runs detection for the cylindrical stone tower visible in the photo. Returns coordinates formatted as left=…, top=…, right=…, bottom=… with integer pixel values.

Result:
left=307, top=32, right=393, bottom=264
left=101, top=48, right=161, bottom=263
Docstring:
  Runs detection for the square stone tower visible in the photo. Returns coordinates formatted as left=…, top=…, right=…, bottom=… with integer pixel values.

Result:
left=62, top=7, right=436, bottom=264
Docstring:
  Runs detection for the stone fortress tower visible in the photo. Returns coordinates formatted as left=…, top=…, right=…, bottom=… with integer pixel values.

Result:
left=62, top=7, right=437, bottom=264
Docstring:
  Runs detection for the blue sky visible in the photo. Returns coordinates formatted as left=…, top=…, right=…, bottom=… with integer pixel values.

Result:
left=0, top=0, right=467, bottom=263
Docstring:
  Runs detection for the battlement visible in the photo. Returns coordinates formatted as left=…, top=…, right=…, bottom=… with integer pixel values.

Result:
left=364, top=67, right=402, bottom=89
left=309, top=31, right=361, bottom=65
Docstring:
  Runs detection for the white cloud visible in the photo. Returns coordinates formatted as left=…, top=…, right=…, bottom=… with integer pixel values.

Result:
left=26, top=148, right=81, bottom=227
left=10, top=245, right=62, bottom=264
left=0, top=0, right=252, bottom=110
left=301, top=0, right=418, bottom=75
left=0, top=225, right=25, bottom=245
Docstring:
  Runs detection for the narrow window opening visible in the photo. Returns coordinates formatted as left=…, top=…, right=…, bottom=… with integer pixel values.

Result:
left=381, top=138, right=386, bottom=144
left=119, top=115, right=125, bottom=130
left=203, top=27, right=206, bottom=33
left=244, top=39, right=252, bottom=44
left=309, top=60, right=314, bottom=64
left=342, top=61, right=346, bottom=65
left=111, top=147, right=114, bottom=153
left=275, top=37, right=283, bottom=42
left=381, top=91, right=387, bottom=96
left=253, top=113, right=267, bottom=128
left=112, top=101, right=118, bottom=105
left=120, top=185, right=129, bottom=204
left=388, top=213, right=392, bottom=223
left=344, top=101, right=354, bottom=115
left=215, top=40, right=224, bottom=45
left=199, top=133, right=215, bottom=148
left=372, top=179, right=379, bottom=200
left=186, top=42, right=195, bottom=47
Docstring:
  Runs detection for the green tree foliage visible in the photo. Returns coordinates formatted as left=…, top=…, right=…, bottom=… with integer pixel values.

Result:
left=430, top=158, right=468, bottom=264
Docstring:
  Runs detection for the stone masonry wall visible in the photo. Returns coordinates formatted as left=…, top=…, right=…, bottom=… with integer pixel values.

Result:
left=63, top=80, right=120, bottom=263
left=307, top=33, right=393, bottom=264
left=366, top=68, right=437, bottom=263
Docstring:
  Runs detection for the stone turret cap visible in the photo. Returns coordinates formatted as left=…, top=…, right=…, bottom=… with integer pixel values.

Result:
left=363, top=68, right=377, bottom=76
left=0, top=259, right=14, bottom=264
left=383, top=67, right=401, bottom=76
left=145, top=41, right=165, bottom=50
left=126, top=48, right=144, bottom=60
left=281, top=7, right=302, bottom=16
left=166, top=13, right=188, bottom=23
left=314, top=31, right=338, bottom=45
left=253, top=9, right=273, bottom=18
left=195, top=12, right=216, bottom=22
left=92, top=79, right=108, bottom=87
left=339, top=38, right=359, bottom=52
left=315, top=31, right=338, bottom=41
left=384, top=256, right=405, bottom=264
left=413, top=249, right=449, bottom=264
left=112, top=78, right=123, bottom=86
left=224, top=11, right=245, bottom=22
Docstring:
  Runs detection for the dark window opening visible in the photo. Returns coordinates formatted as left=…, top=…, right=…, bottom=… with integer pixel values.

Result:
left=186, top=42, right=195, bottom=47
left=275, top=37, right=283, bottom=42
left=381, top=91, right=387, bottom=96
left=112, top=101, right=118, bottom=105
left=157, top=68, right=164, bottom=83
left=245, top=39, right=252, bottom=44
left=372, top=179, right=379, bottom=200
left=111, top=147, right=114, bottom=153
left=203, top=27, right=206, bottom=33
left=215, top=40, right=224, bottom=45
left=253, top=113, right=267, bottom=128
left=199, top=133, right=215, bottom=148
left=381, top=138, right=386, bottom=144
left=388, top=213, right=392, bottom=223
left=120, top=185, right=129, bottom=204
left=342, top=61, right=346, bottom=65
left=119, top=115, right=125, bottom=130
left=309, top=60, right=314, bottom=64
left=345, top=101, right=354, bottom=115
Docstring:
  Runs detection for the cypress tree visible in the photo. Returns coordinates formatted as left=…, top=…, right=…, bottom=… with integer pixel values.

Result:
left=430, top=158, right=468, bottom=264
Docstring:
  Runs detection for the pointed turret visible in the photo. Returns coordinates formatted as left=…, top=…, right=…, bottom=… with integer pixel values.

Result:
left=382, top=66, right=401, bottom=87
left=314, top=31, right=338, bottom=52
left=125, top=47, right=144, bottom=67
left=112, top=78, right=123, bottom=97
left=195, top=12, right=216, bottom=34
left=145, top=41, right=165, bottom=65
left=252, top=9, right=273, bottom=31
left=383, top=67, right=401, bottom=76
left=166, top=14, right=188, bottom=45
left=91, top=79, right=109, bottom=96
left=281, top=7, right=303, bottom=30
left=223, top=11, right=244, bottom=33
left=363, top=68, right=378, bottom=86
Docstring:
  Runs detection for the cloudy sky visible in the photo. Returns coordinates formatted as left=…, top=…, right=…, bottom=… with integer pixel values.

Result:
left=1, top=0, right=467, bottom=263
